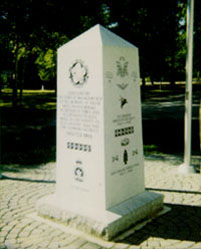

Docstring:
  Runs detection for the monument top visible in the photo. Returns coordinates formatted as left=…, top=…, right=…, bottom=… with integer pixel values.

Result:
left=59, top=24, right=136, bottom=50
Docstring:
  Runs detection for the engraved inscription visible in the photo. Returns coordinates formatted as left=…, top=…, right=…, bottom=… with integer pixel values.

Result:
left=111, top=163, right=139, bottom=176
left=113, top=114, right=135, bottom=126
left=59, top=91, right=102, bottom=138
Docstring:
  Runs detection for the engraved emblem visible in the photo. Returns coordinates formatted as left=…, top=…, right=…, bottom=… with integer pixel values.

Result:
left=116, top=57, right=128, bottom=77
left=74, top=160, right=84, bottom=182
left=121, top=138, right=130, bottom=146
left=112, top=155, right=119, bottom=162
left=132, top=149, right=138, bottom=156
left=123, top=150, right=128, bottom=165
left=75, top=167, right=84, bottom=177
left=69, top=60, right=88, bottom=86
left=74, top=167, right=84, bottom=182
left=117, top=83, right=128, bottom=90
left=119, top=96, right=128, bottom=108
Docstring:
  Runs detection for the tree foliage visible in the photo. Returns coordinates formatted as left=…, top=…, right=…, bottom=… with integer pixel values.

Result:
left=194, top=0, right=201, bottom=79
left=105, top=0, right=188, bottom=84
left=0, top=0, right=200, bottom=104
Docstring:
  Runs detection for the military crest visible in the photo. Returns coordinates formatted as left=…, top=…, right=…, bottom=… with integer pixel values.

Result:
left=116, top=57, right=128, bottom=77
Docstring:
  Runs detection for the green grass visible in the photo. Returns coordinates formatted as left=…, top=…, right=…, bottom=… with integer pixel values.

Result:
left=0, top=88, right=56, bottom=110
left=144, top=144, right=161, bottom=154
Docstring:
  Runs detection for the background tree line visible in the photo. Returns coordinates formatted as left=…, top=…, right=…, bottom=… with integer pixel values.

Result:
left=0, top=0, right=200, bottom=107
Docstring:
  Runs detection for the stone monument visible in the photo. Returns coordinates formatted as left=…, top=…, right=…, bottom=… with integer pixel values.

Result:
left=36, top=24, right=163, bottom=240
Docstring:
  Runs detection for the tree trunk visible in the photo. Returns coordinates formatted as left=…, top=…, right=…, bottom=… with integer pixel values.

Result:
left=0, top=78, right=2, bottom=97
left=12, top=68, right=18, bottom=108
left=200, top=99, right=201, bottom=152
left=150, top=77, right=154, bottom=86
left=142, top=77, right=146, bottom=87
left=13, top=43, right=19, bottom=108
left=169, top=17, right=176, bottom=87
left=19, top=57, right=26, bottom=106
left=170, top=53, right=176, bottom=87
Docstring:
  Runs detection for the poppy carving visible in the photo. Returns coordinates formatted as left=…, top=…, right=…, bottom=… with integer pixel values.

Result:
left=69, top=60, right=88, bottom=86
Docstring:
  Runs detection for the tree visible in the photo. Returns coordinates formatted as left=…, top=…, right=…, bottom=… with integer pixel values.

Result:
left=194, top=0, right=201, bottom=80
left=1, top=0, right=200, bottom=93
left=34, top=32, right=69, bottom=89
left=105, top=0, right=187, bottom=85
left=0, top=0, right=37, bottom=106
left=0, top=0, right=111, bottom=104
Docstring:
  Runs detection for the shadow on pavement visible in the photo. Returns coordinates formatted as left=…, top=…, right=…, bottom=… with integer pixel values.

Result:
left=122, top=204, right=201, bottom=245
left=146, top=187, right=201, bottom=195
left=0, top=174, right=55, bottom=184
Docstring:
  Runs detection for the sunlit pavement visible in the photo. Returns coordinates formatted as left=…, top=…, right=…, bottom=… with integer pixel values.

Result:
left=1, top=154, right=201, bottom=249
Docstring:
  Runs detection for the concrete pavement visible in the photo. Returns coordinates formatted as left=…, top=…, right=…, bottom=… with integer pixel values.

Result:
left=1, top=154, right=201, bottom=249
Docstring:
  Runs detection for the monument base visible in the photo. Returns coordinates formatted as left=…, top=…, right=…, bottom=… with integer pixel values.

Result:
left=178, top=163, right=196, bottom=174
left=36, top=191, right=163, bottom=241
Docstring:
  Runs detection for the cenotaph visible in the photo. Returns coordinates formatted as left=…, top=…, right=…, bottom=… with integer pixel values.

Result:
left=36, top=24, right=163, bottom=240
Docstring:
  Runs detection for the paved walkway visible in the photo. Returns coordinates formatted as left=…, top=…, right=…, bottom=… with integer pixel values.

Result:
left=1, top=154, right=201, bottom=249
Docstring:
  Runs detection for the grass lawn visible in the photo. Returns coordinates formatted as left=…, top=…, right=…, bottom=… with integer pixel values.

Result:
left=0, top=86, right=200, bottom=167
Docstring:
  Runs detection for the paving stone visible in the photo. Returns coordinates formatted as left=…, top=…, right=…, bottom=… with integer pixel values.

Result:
left=26, top=246, right=40, bottom=249
left=81, top=242, right=105, bottom=249
left=191, top=242, right=201, bottom=248
left=0, top=242, right=6, bottom=249
left=110, top=243, right=129, bottom=249
left=17, top=236, right=44, bottom=246
left=174, top=241, right=196, bottom=248
left=62, top=238, right=87, bottom=249
left=6, top=233, right=17, bottom=241
left=0, top=237, right=5, bottom=244
left=140, top=246, right=154, bottom=249
left=1, top=158, right=201, bottom=249
left=139, top=240, right=148, bottom=247
left=19, top=230, right=31, bottom=237
left=4, top=239, right=17, bottom=249
left=159, top=239, right=181, bottom=247
left=147, top=239, right=161, bottom=247
left=127, top=245, right=141, bottom=249
left=48, top=241, right=60, bottom=249
left=58, top=235, right=78, bottom=246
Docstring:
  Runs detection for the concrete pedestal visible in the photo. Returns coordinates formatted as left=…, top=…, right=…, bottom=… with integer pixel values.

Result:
left=36, top=191, right=163, bottom=240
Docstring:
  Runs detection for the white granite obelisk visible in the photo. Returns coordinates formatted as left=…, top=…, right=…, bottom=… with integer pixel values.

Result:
left=36, top=24, right=163, bottom=240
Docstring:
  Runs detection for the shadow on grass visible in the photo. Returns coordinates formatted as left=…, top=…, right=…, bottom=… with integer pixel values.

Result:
left=143, top=119, right=200, bottom=155
left=1, top=125, right=56, bottom=166
left=0, top=90, right=56, bottom=167
left=122, top=203, right=201, bottom=245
